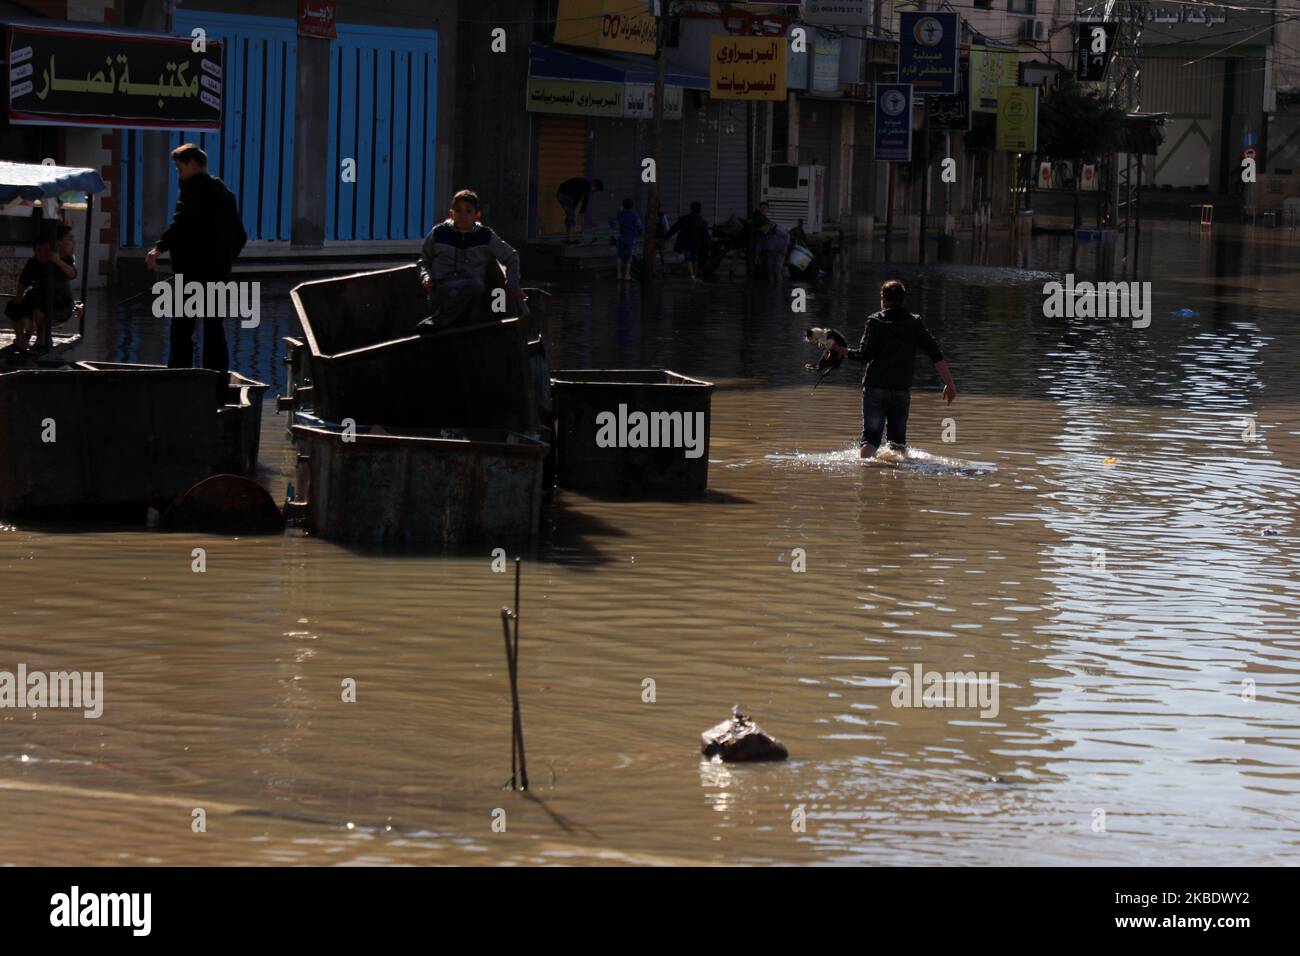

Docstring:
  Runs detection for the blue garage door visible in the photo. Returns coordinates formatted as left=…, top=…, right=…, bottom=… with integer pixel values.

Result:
left=326, top=23, right=439, bottom=241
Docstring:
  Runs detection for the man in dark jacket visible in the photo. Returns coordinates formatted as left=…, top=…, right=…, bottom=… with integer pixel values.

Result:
left=556, top=176, right=603, bottom=243
left=145, top=143, right=247, bottom=379
left=831, top=279, right=956, bottom=458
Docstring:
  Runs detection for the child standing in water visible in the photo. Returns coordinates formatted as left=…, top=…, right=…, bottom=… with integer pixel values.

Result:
left=610, top=198, right=643, bottom=282
left=831, top=279, right=956, bottom=459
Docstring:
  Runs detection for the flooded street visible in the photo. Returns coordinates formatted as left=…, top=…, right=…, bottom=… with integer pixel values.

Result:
left=3, top=223, right=1299, bottom=865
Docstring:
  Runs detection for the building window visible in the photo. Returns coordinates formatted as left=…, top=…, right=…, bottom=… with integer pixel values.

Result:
left=1008, top=0, right=1035, bottom=13
left=974, top=0, right=991, bottom=7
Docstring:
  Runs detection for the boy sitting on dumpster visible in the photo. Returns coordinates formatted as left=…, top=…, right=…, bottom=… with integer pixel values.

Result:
left=417, top=189, right=525, bottom=334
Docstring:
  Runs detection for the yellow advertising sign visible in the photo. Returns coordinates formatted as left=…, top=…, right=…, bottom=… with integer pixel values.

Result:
left=995, top=86, right=1038, bottom=152
left=970, top=48, right=1021, bottom=114
left=553, top=0, right=657, bottom=55
left=526, top=78, right=624, bottom=117
left=710, top=36, right=788, bottom=100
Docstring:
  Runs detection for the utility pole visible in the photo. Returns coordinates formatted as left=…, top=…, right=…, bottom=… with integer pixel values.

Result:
left=918, top=108, right=929, bottom=263
left=1105, top=0, right=1146, bottom=230
left=641, top=1, right=669, bottom=291
left=916, top=0, right=928, bottom=264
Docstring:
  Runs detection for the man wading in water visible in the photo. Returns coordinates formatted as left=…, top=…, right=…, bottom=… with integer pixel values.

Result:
left=831, top=279, right=956, bottom=458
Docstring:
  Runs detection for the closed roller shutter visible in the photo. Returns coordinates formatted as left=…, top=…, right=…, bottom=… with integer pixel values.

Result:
left=680, top=97, right=751, bottom=226
left=591, top=118, right=643, bottom=232
left=537, top=115, right=588, bottom=237
left=714, top=100, right=749, bottom=223
left=680, top=95, right=719, bottom=223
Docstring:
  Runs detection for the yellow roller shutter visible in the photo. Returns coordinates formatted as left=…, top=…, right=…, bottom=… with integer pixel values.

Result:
left=537, top=115, right=589, bottom=236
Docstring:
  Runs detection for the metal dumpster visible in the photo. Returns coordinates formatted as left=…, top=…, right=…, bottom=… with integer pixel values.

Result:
left=0, top=367, right=222, bottom=515
left=76, top=362, right=267, bottom=476
left=291, top=420, right=548, bottom=550
left=551, top=369, right=714, bottom=495
left=290, top=264, right=538, bottom=432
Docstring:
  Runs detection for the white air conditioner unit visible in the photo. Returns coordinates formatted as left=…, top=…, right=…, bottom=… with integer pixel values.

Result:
left=1020, top=20, right=1046, bottom=42
left=760, top=164, right=825, bottom=233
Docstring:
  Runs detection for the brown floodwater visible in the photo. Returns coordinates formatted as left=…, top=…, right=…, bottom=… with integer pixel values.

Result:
left=3, top=222, right=1299, bottom=865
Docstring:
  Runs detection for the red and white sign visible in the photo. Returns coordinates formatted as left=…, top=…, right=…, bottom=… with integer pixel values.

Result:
left=298, top=0, right=337, bottom=40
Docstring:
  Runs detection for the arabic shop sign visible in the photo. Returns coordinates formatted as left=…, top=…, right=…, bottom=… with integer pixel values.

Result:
left=710, top=36, right=787, bottom=101
left=927, top=57, right=969, bottom=131
left=525, top=79, right=684, bottom=119
left=1076, top=21, right=1117, bottom=82
left=527, top=78, right=624, bottom=116
left=624, top=83, right=683, bottom=120
left=874, top=82, right=912, bottom=162
left=969, top=47, right=1019, bottom=114
left=298, top=0, right=338, bottom=40
left=553, top=0, right=658, bottom=55
left=7, top=24, right=222, bottom=130
left=899, top=11, right=959, bottom=95
left=1142, top=3, right=1249, bottom=46
left=995, top=86, right=1038, bottom=153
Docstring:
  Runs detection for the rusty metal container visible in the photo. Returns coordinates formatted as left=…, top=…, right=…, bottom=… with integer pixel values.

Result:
left=0, top=367, right=223, bottom=515
left=76, top=362, right=267, bottom=477
left=291, top=420, right=547, bottom=550
left=550, top=369, right=714, bottom=495
left=290, top=264, right=538, bottom=432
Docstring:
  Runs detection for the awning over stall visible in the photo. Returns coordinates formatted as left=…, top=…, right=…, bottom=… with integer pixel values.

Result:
left=0, top=161, right=106, bottom=202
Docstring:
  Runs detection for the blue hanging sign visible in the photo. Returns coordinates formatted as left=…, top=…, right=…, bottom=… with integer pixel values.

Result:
left=899, top=11, right=959, bottom=95
left=874, top=82, right=913, bottom=162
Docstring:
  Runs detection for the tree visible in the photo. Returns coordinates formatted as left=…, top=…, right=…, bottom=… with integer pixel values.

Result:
left=1037, top=75, right=1125, bottom=228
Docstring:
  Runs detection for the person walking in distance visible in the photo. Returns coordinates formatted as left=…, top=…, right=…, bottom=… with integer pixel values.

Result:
left=145, top=143, right=247, bottom=379
left=665, top=202, right=710, bottom=282
left=609, top=198, right=643, bottom=282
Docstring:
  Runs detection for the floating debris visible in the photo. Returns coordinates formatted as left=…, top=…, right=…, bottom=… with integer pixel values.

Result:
left=1262, top=527, right=1281, bottom=537
left=701, top=706, right=789, bottom=763
left=1169, top=308, right=1199, bottom=318
left=1103, top=457, right=1118, bottom=466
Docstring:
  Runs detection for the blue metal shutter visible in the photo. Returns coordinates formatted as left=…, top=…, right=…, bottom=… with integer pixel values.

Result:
left=327, top=23, right=439, bottom=241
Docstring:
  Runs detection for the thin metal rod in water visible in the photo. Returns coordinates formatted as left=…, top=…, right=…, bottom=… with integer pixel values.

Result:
left=500, top=608, right=517, bottom=790
left=512, top=558, right=528, bottom=791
